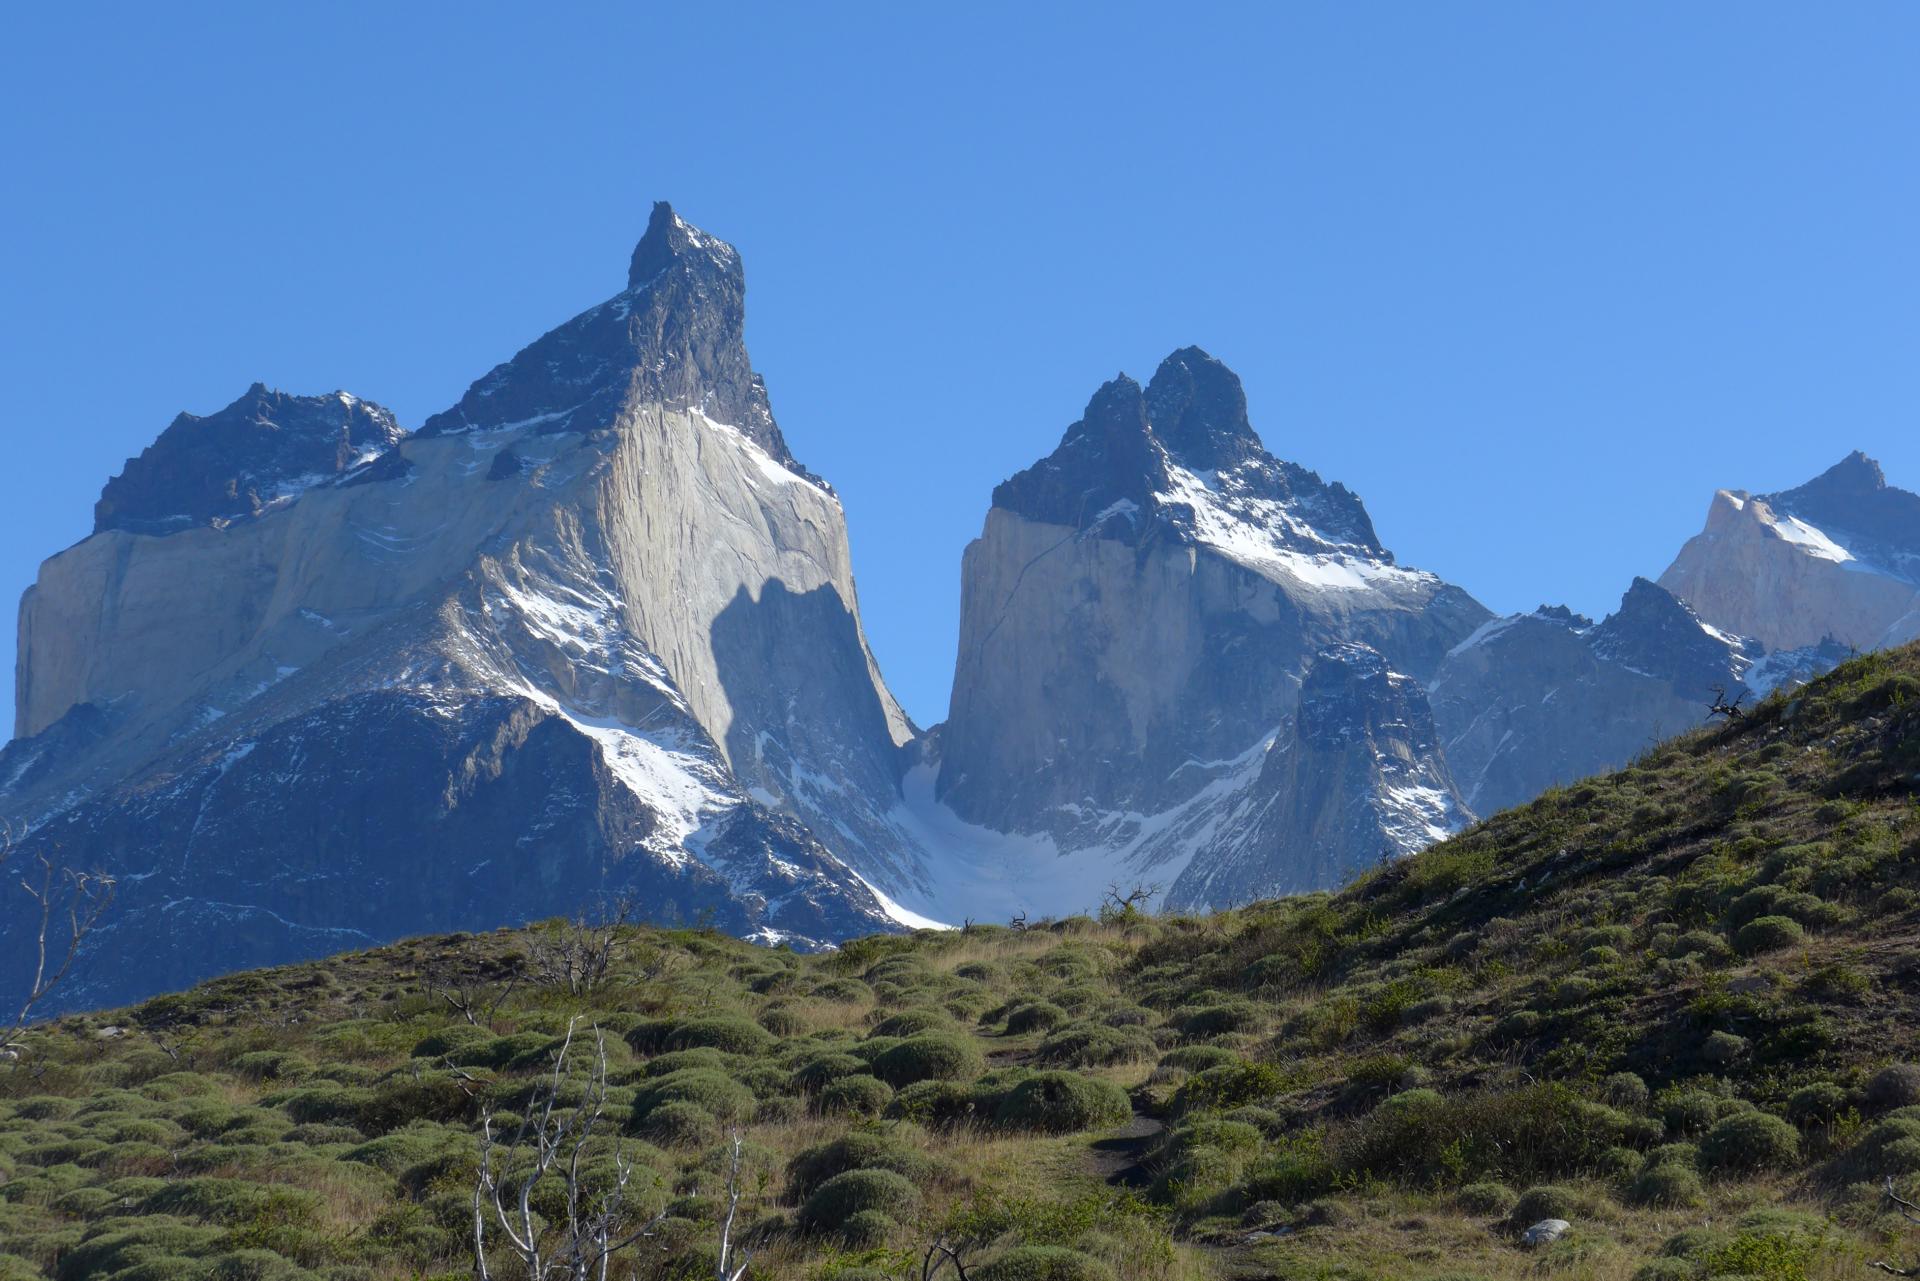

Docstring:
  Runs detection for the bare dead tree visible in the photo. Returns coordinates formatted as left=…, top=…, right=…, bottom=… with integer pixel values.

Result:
left=1874, top=1177, right=1920, bottom=1276
left=1008, top=911, right=1028, bottom=933
left=714, top=1129, right=753, bottom=1281
left=525, top=895, right=635, bottom=997
left=921, top=1234, right=974, bottom=1280
left=2, top=825, right=116, bottom=1055
left=435, top=962, right=524, bottom=1028
left=473, top=1018, right=666, bottom=1280
left=1100, top=883, right=1160, bottom=925
left=1707, top=685, right=1748, bottom=722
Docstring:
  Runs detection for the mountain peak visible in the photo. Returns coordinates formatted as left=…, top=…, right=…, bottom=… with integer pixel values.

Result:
left=627, top=201, right=739, bottom=293
left=94, top=387, right=405, bottom=536
left=1144, top=346, right=1258, bottom=470
left=1795, top=449, right=1888, bottom=497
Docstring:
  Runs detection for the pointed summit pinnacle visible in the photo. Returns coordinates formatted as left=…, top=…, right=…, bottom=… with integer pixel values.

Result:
left=628, top=201, right=738, bottom=292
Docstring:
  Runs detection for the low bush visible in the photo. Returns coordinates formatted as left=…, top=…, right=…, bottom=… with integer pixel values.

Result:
left=1865, top=1064, right=1920, bottom=1113
left=1035, top=1023, right=1156, bottom=1068
left=872, top=1034, right=984, bottom=1087
left=1699, top=1111, right=1800, bottom=1174
left=640, top=1100, right=720, bottom=1149
left=1005, top=1002, right=1069, bottom=1035
left=630, top=1070, right=754, bottom=1125
left=797, top=1169, right=921, bottom=1232
left=1507, top=1185, right=1581, bottom=1232
left=1455, top=1182, right=1517, bottom=1215
left=818, top=1075, right=893, bottom=1118
left=785, top=1133, right=938, bottom=1203
left=1734, top=915, right=1807, bottom=956
left=994, top=1072, right=1130, bottom=1134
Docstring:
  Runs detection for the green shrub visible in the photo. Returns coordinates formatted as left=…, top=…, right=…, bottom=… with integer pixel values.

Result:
left=1455, top=1182, right=1517, bottom=1215
left=994, top=1072, right=1130, bottom=1134
left=640, top=1048, right=733, bottom=1078
left=818, top=1075, right=893, bottom=1118
left=758, top=1007, right=808, bottom=1037
left=1507, top=1185, right=1580, bottom=1232
left=1865, top=1064, right=1920, bottom=1113
left=1602, top=1072, right=1651, bottom=1111
left=1699, top=1111, right=1800, bottom=1174
left=1035, top=1023, right=1155, bottom=1068
left=1628, top=1161, right=1705, bottom=1208
left=1787, top=1082, right=1849, bottom=1127
left=869, top=1009, right=953, bottom=1039
left=1005, top=1002, right=1068, bottom=1034
left=631, top=1070, right=754, bottom=1125
left=1158, top=1046, right=1237, bottom=1073
left=661, top=1016, right=776, bottom=1056
left=785, top=1133, right=938, bottom=1202
left=887, top=1080, right=977, bottom=1128
left=975, top=1245, right=1115, bottom=1281
left=1175, top=1002, right=1259, bottom=1037
left=791, top=1053, right=866, bottom=1094
left=639, top=1101, right=720, bottom=1149
left=797, top=1169, right=921, bottom=1232
left=840, top=1209, right=898, bottom=1246
left=409, top=1025, right=494, bottom=1060
left=872, top=1033, right=984, bottom=1087
left=812, top=978, right=873, bottom=1004
left=1734, top=915, right=1806, bottom=956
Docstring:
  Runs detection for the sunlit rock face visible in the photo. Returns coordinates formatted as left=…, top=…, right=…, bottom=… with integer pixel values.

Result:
left=3, top=204, right=930, bottom=1012
left=1659, top=452, right=1920, bottom=654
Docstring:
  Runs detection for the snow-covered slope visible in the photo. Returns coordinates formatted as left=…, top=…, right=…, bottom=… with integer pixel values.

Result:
left=925, top=350, right=1489, bottom=915
left=2, top=205, right=934, bottom=1012
left=1659, top=452, right=1920, bottom=653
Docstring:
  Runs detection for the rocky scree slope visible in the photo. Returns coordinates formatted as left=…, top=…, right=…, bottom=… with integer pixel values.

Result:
left=3, top=646, right=1918, bottom=1281
left=1, top=204, right=931, bottom=1013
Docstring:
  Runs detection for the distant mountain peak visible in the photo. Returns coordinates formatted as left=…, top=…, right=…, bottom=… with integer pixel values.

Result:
left=627, top=200, right=741, bottom=293
left=419, top=201, right=802, bottom=474
left=993, top=349, right=1385, bottom=560
left=1144, top=346, right=1258, bottom=471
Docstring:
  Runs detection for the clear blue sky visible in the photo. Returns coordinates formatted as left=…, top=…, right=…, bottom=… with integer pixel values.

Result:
left=3, top=5, right=1917, bottom=734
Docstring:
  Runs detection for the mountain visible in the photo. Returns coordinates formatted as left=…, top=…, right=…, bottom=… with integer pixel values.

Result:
left=1, top=204, right=934, bottom=1013
left=7, top=646, right=1917, bottom=1281
left=1659, top=451, right=1920, bottom=653
left=926, top=349, right=1491, bottom=914
left=1170, top=641, right=1471, bottom=906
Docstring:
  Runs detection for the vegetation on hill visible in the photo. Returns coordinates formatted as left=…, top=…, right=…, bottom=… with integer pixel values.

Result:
left=0, top=647, right=1917, bottom=1281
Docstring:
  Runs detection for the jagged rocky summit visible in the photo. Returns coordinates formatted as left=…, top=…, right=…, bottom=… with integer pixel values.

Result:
left=928, top=349, right=1489, bottom=912
left=3, top=204, right=932, bottom=1012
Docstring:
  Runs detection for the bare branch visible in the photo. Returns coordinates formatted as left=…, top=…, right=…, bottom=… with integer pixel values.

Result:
left=2, top=825, right=116, bottom=1053
left=1707, top=685, right=1748, bottom=722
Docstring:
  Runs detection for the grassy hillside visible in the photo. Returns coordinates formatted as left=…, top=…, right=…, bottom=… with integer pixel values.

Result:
left=1, top=647, right=1918, bottom=1281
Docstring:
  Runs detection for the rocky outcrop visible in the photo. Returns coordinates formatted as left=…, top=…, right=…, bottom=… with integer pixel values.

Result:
left=93, top=386, right=406, bottom=536
left=927, top=350, right=1489, bottom=915
left=1659, top=453, right=1920, bottom=653
left=3, top=205, right=927, bottom=1012
left=1430, top=579, right=1847, bottom=815
left=1170, top=643, right=1470, bottom=907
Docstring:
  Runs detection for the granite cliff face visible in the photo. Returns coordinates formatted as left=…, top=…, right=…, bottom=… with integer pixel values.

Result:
left=928, top=350, right=1490, bottom=912
left=2, top=205, right=928, bottom=1012
left=1659, top=453, right=1920, bottom=653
